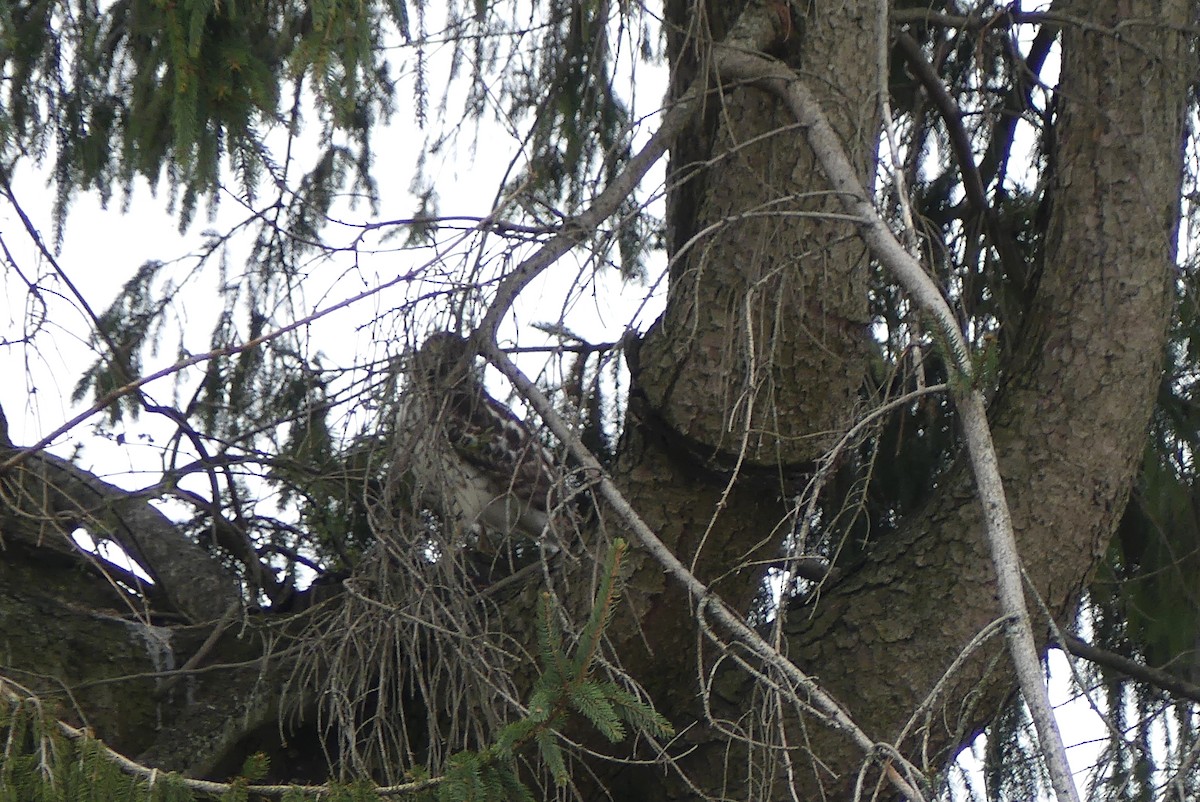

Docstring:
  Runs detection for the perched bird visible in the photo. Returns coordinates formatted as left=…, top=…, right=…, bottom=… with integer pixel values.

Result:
left=396, top=333, right=564, bottom=555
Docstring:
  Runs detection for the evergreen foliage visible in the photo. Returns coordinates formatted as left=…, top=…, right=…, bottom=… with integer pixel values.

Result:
left=0, top=0, right=406, bottom=232
left=430, top=539, right=672, bottom=799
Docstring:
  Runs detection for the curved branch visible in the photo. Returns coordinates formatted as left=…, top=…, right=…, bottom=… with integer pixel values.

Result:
left=0, top=439, right=238, bottom=622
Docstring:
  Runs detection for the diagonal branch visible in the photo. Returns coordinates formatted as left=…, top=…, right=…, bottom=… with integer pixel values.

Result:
left=484, top=343, right=929, bottom=802
left=475, top=0, right=788, bottom=339
left=1059, top=634, right=1200, bottom=705
left=476, top=86, right=700, bottom=339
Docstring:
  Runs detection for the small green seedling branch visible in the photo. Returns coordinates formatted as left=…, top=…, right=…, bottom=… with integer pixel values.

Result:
left=436, top=538, right=673, bottom=800
left=921, top=311, right=998, bottom=397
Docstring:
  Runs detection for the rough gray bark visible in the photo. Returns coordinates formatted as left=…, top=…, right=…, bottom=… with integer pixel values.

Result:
left=617, top=0, right=1189, bottom=797
left=645, top=0, right=876, bottom=473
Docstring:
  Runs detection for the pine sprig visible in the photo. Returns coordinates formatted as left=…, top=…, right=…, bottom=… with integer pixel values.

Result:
left=433, top=538, right=673, bottom=800
left=533, top=729, right=567, bottom=787
left=567, top=681, right=624, bottom=742
left=599, top=682, right=674, bottom=740
left=536, top=592, right=569, bottom=687
left=569, top=539, right=626, bottom=679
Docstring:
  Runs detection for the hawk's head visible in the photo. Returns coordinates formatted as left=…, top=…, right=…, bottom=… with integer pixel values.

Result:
left=409, top=332, right=477, bottom=390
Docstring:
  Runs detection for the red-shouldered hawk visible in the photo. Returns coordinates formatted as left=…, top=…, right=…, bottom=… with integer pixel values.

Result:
left=396, top=333, right=565, bottom=554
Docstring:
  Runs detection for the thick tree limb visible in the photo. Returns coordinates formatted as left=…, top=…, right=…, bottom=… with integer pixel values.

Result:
left=0, top=436, right=238, bottom=622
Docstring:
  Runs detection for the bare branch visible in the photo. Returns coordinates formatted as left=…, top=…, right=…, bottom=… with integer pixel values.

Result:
left=0, top=675, right=443, bottom=798
left=1058, top=634, right=1200, bottom=705
left=484, top=343, right=930, bottom=802
left=476, top=0, right=790, bottom=340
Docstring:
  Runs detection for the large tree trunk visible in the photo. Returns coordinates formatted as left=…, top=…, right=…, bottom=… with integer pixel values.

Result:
left=609, top=0, right=1189, bottom=798
left=616, top=0, right=878, bottom=627
left=604, top=4, right=879, bottom=793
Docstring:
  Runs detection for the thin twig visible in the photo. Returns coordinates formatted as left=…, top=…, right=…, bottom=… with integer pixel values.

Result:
left=154, top=600, right=244, bottom=699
